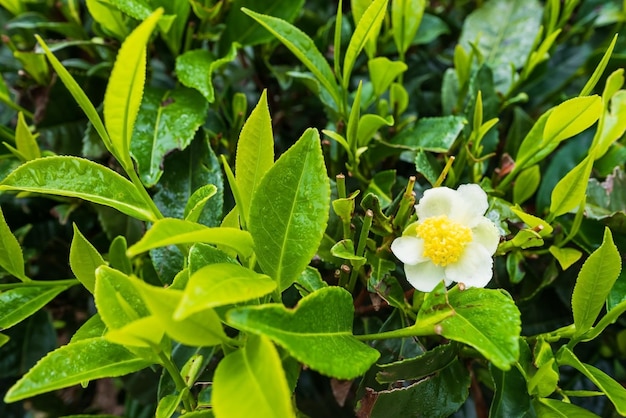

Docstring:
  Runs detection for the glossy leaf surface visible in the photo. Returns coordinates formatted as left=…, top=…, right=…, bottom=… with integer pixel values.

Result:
left=227, top=287, right=380, bottom=379
left=70, top=223, right=105, bottom=294
left=0, top=286, right=69, bottom=330
left=248, top=129, right=330, bottom=290
left=0, top=206, right=26, bottom=281
left=131, top=86, right=208, bottom=186
left=0, top=157, right=156, bottom=222
left=4, top=337, right=151, bottom=402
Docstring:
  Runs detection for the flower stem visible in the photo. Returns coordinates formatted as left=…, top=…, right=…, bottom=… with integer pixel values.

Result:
left=354, top=309, right=453, bottom=340
left=348, top=210, right=373, bottom=292
left=392, top=176, right=416, bottom=230
left=0, top=279, right=79, bottom=290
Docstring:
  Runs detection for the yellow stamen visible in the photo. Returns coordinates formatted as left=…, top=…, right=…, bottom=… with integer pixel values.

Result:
left=416, top=215, right=472, bottom=266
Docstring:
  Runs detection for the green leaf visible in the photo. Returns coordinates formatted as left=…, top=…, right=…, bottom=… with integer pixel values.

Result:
left=367, top=359, right=470, bottom=418
left=388, top=116, right=465, bottom=152
left=188, top=243, right=238, bottom=274
left=242, top=8, right=341, bottom=110
left=184, top=184, right=217, bottom=223
left=127, top=218, right=254, bottom=259
left=235, top=90, right=274, bottom=221
left=376, top=343, right=457, bottom=383
left=572, top=228, right=622, bottom=337
left=532, top=398, right=600, bottom=418
left=154, top=136, right=224, bottom=227
left=392, top=0, right=425, bottom=55
left=175, top=44, right=239, bottom=103
left=594, top=90, right=626, bottom=160
left=14, top=112, right=40, bottom=161
left=104, top=8, right=163, bottom=168
left=415, top=150, right=440, bottom=186
left=131, top=87, right=209, bottom=186
left=213, top=335, right=296, bottom=418
left=0, top=332, right=8, bottom=347
left=175, top=263, right=276, bottom=319
left=368, top=57, right=408, bottom=97
left=330, top=239, right=366, bottom=267
left=132, top=275, right=227, bottom=347
left=85, top=0, right=129, bottom=39
left=489, top=362, right=534, bottom=418
left=557, top=346, right=626, bottom=415
left=0, top=206, right=26, bottom=281
left=38, top=38, right=105, bottom=145
left=343, top=0, right=388, bottom=86
left=0, top=157, right=157, bottom=222
left=357, top=114, right=394, bottom=147
left=70, top=223, right=106, bottom=294
left=549, top=155, right=594, bottom=217
left=439, top=288, right=521, bottom=370
left=0, top=286, right=69, bottom=330
left=221, top=0, right=303, bottom=50
left=579, top=34, right=618, bottom=97
left=227, top=286, right=380, bottom=379
left=549, top=246, right=582, bottom=271
left=71, top=314, right=106, bottom=342
left=544, top=96, right=603, bottom=145
left=513, top=165, right=540, bottom=205
left=248, top=129, right=330, bottom=291
left=459, top=0, right=542, bottom=91
left=3, top=337, right=152, bottom=402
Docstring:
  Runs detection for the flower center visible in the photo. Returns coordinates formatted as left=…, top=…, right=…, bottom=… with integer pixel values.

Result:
left=416, top=215, right=472, bottom=266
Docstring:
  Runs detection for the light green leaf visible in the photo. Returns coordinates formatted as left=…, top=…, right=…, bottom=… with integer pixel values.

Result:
left=392, top=0, right=425, bottom=55
left=15, top=112, right=40, bottom=160
left=3, top=337, right=152, bottom=402
left=242, top=8, right=340, bottom=110
left=184, top=184, right=217, bottom=223
left=509, top=206, right=553, bottom=236
left=343, top=0, right=388, bottom=86
left=105, top=315, right=164, bottom=347
left=557, top=346, right=626, bottom=415
left=544, top=96, right=602, bottom=145
left=132, top=275, right=227, bottom=347
left=459, top=0, right=542, bottom=92
left=85, top=0, right=129, bottom=39
left=533, top=397, right=600, bottom=417
left=438, top=287, right=521, bottom=370
left=0, top=333, right=8, bottom=347
left=368, top=57, right=408, bottom=97
left=0, top=206, right=26, bottom=281
left=175, top=44, right=239, bottom=103
left=594, top=90, right=626, bottom=160
left=0, top=286, right=69, bottom=330
left=330, top=239, right=366, bottom=267
left=70, top=224, right=106, bottom=294
left=104, top=8, right=163, bottom=168
left=0, top=0, right=24, bottom=15
left=512, top=165, right=540, bottom=205
left=357, top=114, right=394, bottom=147
left=549, top=155, right=594, bottom=217
left=235, top=90, right=274, bottom=221
left=35, top=35, right=114, bottom=158
left=248, top=129, right=330, bottom=290
left=227, top=286, right=380, bottom=379
left=572, top=228, right=622, bottom=337
left=130, top=86, right=208, bottom=186
left=127, top=218, right=254, bottom=259
left=70, top=314, right=106, bottom=342
left=579, top=34, right=618, bottom=97
left=175, top=263, right=276, bottom=319
left=549, top=246, right=582, bottom=271
left=0, top=157, right=157, bottom=222
left=213, top=335, right=296, bottom=418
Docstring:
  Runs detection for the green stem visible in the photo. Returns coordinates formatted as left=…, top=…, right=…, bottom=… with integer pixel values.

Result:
left=354, top=309, right=452, bottom=341
left=158, top=350, right=196, bottom=412
left=126, top=166, right=163, bottom=221
left=0, top=279, right=79, bottom=290
left=392, top=176, right=416, bottom=230
left=347, top=210, right=373, bottom=292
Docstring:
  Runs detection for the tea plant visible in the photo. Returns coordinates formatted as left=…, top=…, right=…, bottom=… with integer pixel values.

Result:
left=0, top=0, right=625, bottom=417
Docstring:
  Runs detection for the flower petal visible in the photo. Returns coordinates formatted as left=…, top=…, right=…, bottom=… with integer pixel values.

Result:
left=449, top=184, right=489, bottom=226
left=404, top=261, right=446, bottom=292
left=391, top=236, right=427, bottom=265
left=444, top=242, right=494, bottom=288
left=471, top=217, right=500, bottom=255
left=415, top=187, right=458, bottom=219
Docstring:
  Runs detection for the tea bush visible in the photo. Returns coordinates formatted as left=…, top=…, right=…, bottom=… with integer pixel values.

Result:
left=0, top=0, right=625, bottom=417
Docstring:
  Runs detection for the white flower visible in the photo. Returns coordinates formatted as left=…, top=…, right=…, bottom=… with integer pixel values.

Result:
left=391, top=184, right=500, bottom=292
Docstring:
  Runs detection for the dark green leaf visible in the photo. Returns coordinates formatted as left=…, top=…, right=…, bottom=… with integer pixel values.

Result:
left=131, top=87, right=209, bottom=186
left=489, top=362, right=535, bottom=418
left=388, top=116, right=465, bottom=152
left=376, top=343, right=457, bottom=383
